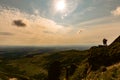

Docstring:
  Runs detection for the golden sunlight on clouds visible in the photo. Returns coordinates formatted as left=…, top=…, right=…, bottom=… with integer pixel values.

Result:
left=0, top=7, right=73, bottom=46
left=76, top=22, right=120, bottom=45
left=0, top=6, right=120, bottom=46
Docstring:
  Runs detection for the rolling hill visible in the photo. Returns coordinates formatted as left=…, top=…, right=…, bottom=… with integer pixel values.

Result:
left=0, top=35, right=119, bottom=80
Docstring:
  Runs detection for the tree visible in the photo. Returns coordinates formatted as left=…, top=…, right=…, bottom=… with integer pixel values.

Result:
left=48, top=61, right=61, bottom=80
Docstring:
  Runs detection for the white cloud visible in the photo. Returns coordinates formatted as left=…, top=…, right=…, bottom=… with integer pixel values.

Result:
left=33, top=9, right=40, bottom=15
left=111, top=6, right=120, bottom=16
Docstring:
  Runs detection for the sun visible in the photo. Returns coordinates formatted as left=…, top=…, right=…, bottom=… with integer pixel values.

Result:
left=55, top=0, right=66, bottom=12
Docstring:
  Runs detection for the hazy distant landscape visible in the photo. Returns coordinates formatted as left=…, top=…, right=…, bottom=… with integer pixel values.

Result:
left=0, top=45, right=90, bottom=58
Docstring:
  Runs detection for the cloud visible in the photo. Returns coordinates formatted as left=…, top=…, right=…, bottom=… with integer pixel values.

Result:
left=79, top=7, right=95, bottom=16
left=0, top=6, right=73, bottom=45
left=13, top=20, right=26, bottom=27
left=75, top=22, right=120, bottom=45
left=111, top=6, right=120, bottom=16
left=0, top=32, right=13, bottom=35
left=33, top=9, right=40, bottom=15
left=76, top=16, right=120, bottom=27
left=43, top=31, right=55, bottom=34
left=0, top=5, right=120, bottom=46
left=77, top=29, right=85, bottom=34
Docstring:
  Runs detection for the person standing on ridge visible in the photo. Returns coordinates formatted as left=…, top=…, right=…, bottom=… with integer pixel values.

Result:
left=103, top=38, right=107, bottom=46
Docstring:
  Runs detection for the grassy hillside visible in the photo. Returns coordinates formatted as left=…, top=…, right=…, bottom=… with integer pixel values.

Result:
left=0, top=36, right=120, bottom=80
left=69, top=36, right=120, bottom=80
left=0, top=49, right=89, bottom=80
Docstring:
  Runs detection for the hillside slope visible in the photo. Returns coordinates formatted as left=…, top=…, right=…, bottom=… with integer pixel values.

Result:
left=0, top=35, right=119, bottom=80
left=70, top=35, right=120, bottom=80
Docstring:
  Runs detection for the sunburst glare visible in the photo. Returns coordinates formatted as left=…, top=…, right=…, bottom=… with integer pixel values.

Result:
left=55, top=0, right=66, bottom=12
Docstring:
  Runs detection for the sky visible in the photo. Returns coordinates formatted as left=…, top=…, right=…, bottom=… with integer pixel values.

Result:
left=0, top=0, right=120, bottom=46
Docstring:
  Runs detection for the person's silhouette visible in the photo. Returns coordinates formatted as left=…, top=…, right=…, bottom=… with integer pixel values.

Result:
left=103, top=38, right=107, bottom=46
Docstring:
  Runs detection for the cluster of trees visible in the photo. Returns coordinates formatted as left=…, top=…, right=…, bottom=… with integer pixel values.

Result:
left=48, top=61, right=77, bottom=80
